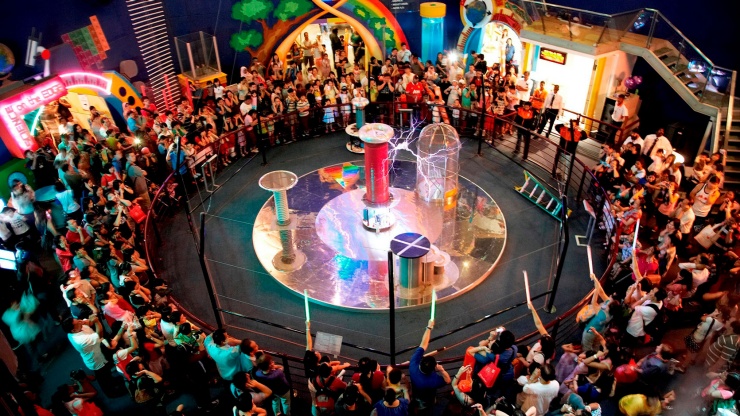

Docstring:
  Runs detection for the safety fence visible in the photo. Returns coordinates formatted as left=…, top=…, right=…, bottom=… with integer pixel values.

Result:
left=142, top=98, right=623, bottom=403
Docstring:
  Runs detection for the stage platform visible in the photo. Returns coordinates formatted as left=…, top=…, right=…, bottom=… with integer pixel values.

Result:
left=152, top=131, right=606, bottom=362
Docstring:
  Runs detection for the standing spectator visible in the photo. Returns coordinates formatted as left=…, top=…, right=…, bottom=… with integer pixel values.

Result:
left=125, top=152, right=151, bottom=211
left=706, top=321, right=740, bottom=372
left=408, top=319, right=450, bottom=415
left=517, top=364, right=559, bottom=416
left=537, top=85, right=563, bottom=138
left=256, top=353, right=292, bottom=415
left=8, top=181, right=36, bottom=224
left=204, top=329, right=242, bottom=381
left=62, top=316, right=120, bottom=395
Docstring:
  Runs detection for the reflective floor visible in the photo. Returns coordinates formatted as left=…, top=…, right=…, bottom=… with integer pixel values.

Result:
left=252, top=160, right=507, bottom=310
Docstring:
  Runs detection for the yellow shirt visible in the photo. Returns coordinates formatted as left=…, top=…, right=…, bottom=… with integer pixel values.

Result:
left=619, top=394, right=661, bottom=416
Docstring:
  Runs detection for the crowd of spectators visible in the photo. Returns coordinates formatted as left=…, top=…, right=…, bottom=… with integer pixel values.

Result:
left=1, top=37, right=739, bottom=416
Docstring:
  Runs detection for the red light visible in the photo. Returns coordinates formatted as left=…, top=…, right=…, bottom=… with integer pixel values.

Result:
left=40, top=49, right=51, bottom=60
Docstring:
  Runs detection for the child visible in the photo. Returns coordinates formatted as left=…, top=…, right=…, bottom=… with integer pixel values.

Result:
left=297, top=95, right=311, bottom=138
left=235, top=117, right=247, bottom=156
left=339, top=87, right=351, bottom=127
left=451, top=99, right=461, bottom=129
left=323, top=96, right=335, bottom=133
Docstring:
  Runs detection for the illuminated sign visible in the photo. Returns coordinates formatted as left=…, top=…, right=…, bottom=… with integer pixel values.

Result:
left=60, top=72, right=112, bottom=95
left=539, top=48, right=567, bottom=65
left=0, top=77, right=66, bottom=153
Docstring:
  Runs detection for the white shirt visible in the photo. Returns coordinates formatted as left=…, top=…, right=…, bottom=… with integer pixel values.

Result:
left=643, top=134, right=672, bottom=158
left=621, top=136, right=644, bottom=152
left=674, top=207, right=695, bottom=234
left=648, top=156, right=669, bottom=174
left=68, top=326, right=107, bottom=370
left=611, top=102, right=629, bottom=123
left=160, top=320, right=178, bottom=346
left=544, top=93, right=563, bottom=110
left=516, top=78, right=533, bottom=101
left=678, top=263, right=710, bottom=287
left=519, top=379, right=560, bottom=416
left=213, top=85, right=225, bottom=99
left=626, top=300, right=662, bottom=337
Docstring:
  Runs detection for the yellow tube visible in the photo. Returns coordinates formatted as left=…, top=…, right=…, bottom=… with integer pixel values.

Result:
left=585, top=57, right=606, bottom=133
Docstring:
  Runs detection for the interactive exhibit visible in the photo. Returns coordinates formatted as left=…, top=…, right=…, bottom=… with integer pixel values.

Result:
left=253, top=123, right=506, bottom=310
left=0, top=17, right=143, bottom=201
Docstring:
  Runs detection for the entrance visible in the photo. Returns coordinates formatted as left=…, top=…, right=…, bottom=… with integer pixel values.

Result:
left=295, top=22, right=365, bottom=72
left=480, top=23, right=522, bottom=72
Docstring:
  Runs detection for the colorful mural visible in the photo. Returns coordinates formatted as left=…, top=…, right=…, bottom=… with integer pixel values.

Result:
left=229, top=0, right=407, bottom=64
left=61, top=16, right=110, bottom=70
left=456, top=0, right=528, bottom=55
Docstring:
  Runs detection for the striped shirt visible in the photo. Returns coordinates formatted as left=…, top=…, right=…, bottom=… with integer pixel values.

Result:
left=706, top=334, right=739, bottom=368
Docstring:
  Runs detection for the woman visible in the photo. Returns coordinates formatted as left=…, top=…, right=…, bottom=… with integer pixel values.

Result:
left=54, top=235, right=75, bottom=273
left=53, top=384, right=103, bottom=416
left=435, top=52, right=447, bottom=74
left=504, top=38, right=516, bottom=67
left=269, top=53, right=284, bottom=81
left=371, top=388, right=409, bottom=416
left=702, top=372, right=740, bottom=416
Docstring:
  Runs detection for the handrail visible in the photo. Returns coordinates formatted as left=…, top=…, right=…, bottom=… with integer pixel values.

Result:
left=219, top=309, right=392, bottom=357
left=521, top=0, right=612, bottom=18
left=646, top=9, right=715, bottom=68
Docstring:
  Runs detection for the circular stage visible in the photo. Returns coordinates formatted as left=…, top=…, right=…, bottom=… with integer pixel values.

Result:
left=252, top=160, right=507, bottom=310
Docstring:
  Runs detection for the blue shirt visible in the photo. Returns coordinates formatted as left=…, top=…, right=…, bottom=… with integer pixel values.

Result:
left=473, top=345, right=518, bottom=381
left=204, top=334, right=241, bottom=381
left=409, top=347, right=445, bottom=405
left=169, top=145, right=188, bottom=174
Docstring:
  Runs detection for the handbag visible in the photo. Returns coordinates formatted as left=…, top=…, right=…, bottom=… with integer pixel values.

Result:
left=685, top=318, right=715, bottom=353
left=458, top=349, right=476, bottom=393
left=19, top=272, right=39, bottom=315
left=477, top=355, right=500, bottom=388
left=128, top=204, right=146, bottom=224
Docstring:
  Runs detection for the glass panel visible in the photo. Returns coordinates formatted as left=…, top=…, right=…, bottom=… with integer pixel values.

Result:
left=174, top=32, right=220, bottom=81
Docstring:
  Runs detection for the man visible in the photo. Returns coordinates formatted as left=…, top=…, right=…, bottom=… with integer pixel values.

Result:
left=517, top=364, right=559, bottom=416
left=642, top=128, right=672, bottom=160
left=537, top=85, right=563, bottom=138
left=398, top=42, right=412, bottom=63
left=62, top=163, right=85, bottom=199
left=329, top=28, right=343, bottom=60
left=610, top=93, right=629, bottom=142
left=388, top=48, right=399, bottom=65
left=557, top=118, right=583, bottom=155
left=410, top=55, right=425, bottom=79
left=513, top=101, right=535, bottom=154
left=706, top=321, right=740, bottom=372
left=473, top=53, right=487, bottom=73
left=125, top=152, right=151, bottom=211
left=301, top=32, right=315, bottom=70
left=636, top=343, right=676, bottom=384
left=530, top=81, right=548, bottom=126
left=464, top=64, right=476, bottom=86
left=205, top=329, right=242, bottom=381
left=409, top=319, right=450, bottom=415
left=625, top=287, right=666, bottom=344
left=515, top=71, right=533, bottom=101
left=65, top=218, right=92, bottom=247
left=69, top=242, right=95, bottom=272
left=238, top=338, right=260, bottom=374
left=63, top=316, right=120, bottom=395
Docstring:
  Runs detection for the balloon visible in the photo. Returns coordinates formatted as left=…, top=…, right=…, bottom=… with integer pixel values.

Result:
left=624, top=78, right=636, bottom=90
left=615, top=364, right=638, bottom=384
left=632, top=75, right=643, bottom=85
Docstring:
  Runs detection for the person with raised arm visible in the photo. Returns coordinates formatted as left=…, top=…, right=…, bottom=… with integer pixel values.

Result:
left=409, top=319, right=450, bottom=415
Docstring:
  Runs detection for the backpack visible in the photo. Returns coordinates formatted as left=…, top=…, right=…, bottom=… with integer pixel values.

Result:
left=314, top=375, right=337, bottom=414
left=643, top=303, right=668, bottom=343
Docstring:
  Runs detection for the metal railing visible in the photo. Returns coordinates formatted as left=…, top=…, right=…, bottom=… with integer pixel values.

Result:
left=143, top=99, right=622, bottom=403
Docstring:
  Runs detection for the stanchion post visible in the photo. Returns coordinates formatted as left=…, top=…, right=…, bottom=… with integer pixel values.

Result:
left=256, top=112, right=268, bottom=166
left=388, top=250, right=396, bottom=365
left=545, top=196, right=569, bottom=313
left=198, top=212, right=224, bottom=328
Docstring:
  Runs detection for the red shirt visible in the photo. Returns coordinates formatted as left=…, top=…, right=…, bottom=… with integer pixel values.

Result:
left=66, top=228, right=90, bottom=245
left=101, top=173, right=118, bottom=188
left=55, top=247, right=74, bottom=272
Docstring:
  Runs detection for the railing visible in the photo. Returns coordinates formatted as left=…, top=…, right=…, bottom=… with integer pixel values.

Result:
left=514, top=2, right=735, bottom=106
left=143, top=99, right=622, bottom=403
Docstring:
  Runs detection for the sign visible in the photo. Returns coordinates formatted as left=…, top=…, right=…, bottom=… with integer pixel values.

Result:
left=314, top=331, right=343, bottom=358
left=386, top=0, right=419, bottom=13
left=539, top=48, right=567, bottom=65
left=60, top=72, right=112, bottom=95
left=0, top=77, right=67, bottom=155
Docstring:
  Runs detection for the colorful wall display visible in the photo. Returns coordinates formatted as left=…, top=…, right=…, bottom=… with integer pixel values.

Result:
left=457, top=0, right=529, bottom=55
left=229, top=0, right=407, bottom=64
left=61, top=16, right=110, bottom=70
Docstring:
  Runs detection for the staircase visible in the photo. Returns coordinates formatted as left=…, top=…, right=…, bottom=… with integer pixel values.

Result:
left=722, top=107, right=740, bottom=187
left=514, top=170, right=568, bottom=221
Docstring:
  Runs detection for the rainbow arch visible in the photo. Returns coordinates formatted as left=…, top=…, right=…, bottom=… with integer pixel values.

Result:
left=275, top=0, right=407, bottom=63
